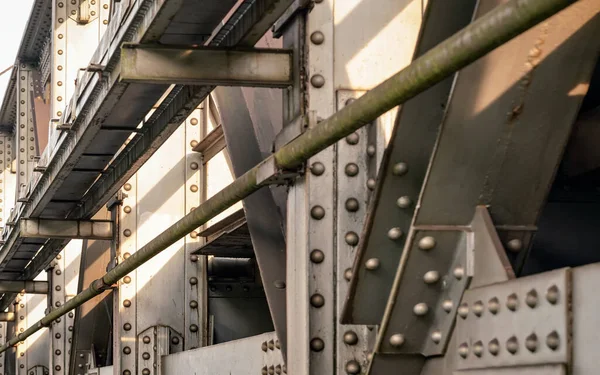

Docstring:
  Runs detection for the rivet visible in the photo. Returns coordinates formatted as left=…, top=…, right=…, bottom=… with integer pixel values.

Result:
left=142, top=369, right=150, bottom=375
left=55, top=301, right=61, bottom=307
left=392, top=162, right=408, bottom=176
left=431, top=330, right=442, bottom=344
left=365, top=258, right=380, bottom=270
left=190, top=162, right=199, bottom=170
left=345, top=231, right=359, bottom=246
left=69, top=312, right=74, bottom=318
left=124, top=183, right=132, bottom=191
left=526, top=289, right=538, bottom=308
left=473, top=301, right=484, bottom=317
left=123, top=229, right=131, bottom=237
left=275, top=365, right=282, bottom=374
left=55, top=365, right=61, bottom=371
left=345, top=360, right=360, bottom=375
left=143, top=336, right=151, bottom=344
left=310, top=162, right=325, bottom=176
left=123, top=323, right=131, bottom=331
left=310, top=31, right=325, bottom=45
left=261, top=342, right=268, bottom=352
left=123, top=253, right=131, bottom=259
left=55, top=285, right=61, bottom=291
left=418, top=236, right=436, bottom=250
left=190, top=300, right=198, bottom=308
left=453, top=266, right=465, bottom=280
left=344, top=268, right=353, bottom=281
left=345, top=133, right=359, bottom=145
left=123, top=276, right=131, bottom=284
left=310, top=74, right=325, bottom=88
left=190, top=231, right=198, bottom=239
left=190, top=118, right=199, bottom=126
left=310, top=294, right=325, bottom=308
left=274, top=280, right=286, bottom=289
left=310, top=249, right=324, bottom=263
left=473, top=341, right=484, bottom=357
left=171, top=336, right=180, bottom=345
left=546, top=331, right=560, bottom=350
left=458, top=343, right=469, bottom=358
left=123, top=346, right=131, bottom=355
left=423, top=270, right=439, bottom=284
left=366, top=178, right=376, bottom=190
left=367, top=145, right=376, bottom=157
left=262, top=367, right=268, bottom=375
left=506, top=293, right=519, bottom=311
left=123, top=299, right=131, bottom=308
left=123, top=206, right=132, bottom=213
left=190, top=184, right=199, bottom=192
left=489, top=338, right=500, bottom=356
left=488, top=297, right=500, bottom=314
left=506, top=238, right=523, bottom=252
left=525, top=333, right=538, bottom=352
left=55, top=349, right=61, bottom=355
left=546, top=285, right=559, bottom=304
left=413, top=303, right=429, bottom=316
left=190, top=254, right=199, bottom=262
left=343, top=331, right=358, bottom=345
left=310, top=206, right=325, bottom=220
left=442, top=300, right=453, bottom=313
left=396, top=196, right=412, bottom=208
left=190, top=324, right=199, bottom=332
left=276, top=340, right=280, bottom=349
left=142, top=352, right=150, bottom=360
left=345, top=198, right=359, bottom=212
left=310, top=338, right=324, bottom=352
left=387, top=227, right=403, bottom=240
left=458, top=303, right=469, bottom=319
left=268, top=366, right=275, bottom=375
left=506, top=336, right=519, bottom=354
left=345, top=163, right=359, bottom=177
left=189, top=277, right=198, bottom=285
left=190, top=140, right=199, bottom=148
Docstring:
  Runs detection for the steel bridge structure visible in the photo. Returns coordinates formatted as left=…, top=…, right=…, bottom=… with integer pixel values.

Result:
left=0, top=0, right=597, bottom=374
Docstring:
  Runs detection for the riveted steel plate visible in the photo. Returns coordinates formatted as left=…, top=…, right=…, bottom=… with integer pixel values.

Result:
left=454, top=364, right=566, bottom=375
left=456, top=268, right=570, bottom=370
left=572, top=262, right=600, bottom=375
left=380, top=230, right=472, bottom=355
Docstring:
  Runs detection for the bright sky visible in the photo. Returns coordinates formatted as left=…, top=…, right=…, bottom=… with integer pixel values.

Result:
left=0, top=0, right=36, bottom=104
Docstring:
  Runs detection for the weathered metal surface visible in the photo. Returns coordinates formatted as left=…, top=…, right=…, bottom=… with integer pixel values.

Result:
left=121, top=45, right=293, bottom=87
left=20, top=219, right=113, bottom=240
left=161, top=332, right=283, bottom=374
left=0, top=281, right=48, bottom=294
left=572, top=263, right=600, bottom=375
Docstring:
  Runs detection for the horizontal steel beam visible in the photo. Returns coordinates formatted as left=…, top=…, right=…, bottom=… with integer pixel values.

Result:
left=0, top=0, right=576, bottom=355
left=120, top=45, right=293, bottom=87
left=20, top=219, right=113, bottom=240
left=0, top=312, right=15, bottom=322
left=0, top=281, right=48, bottom=294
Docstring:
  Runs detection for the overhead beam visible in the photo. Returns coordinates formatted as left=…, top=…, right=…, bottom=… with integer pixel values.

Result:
left=0, top=312, right=15, bottom=322
left=20, top=219, right=113, bottom=240
left=120, top=45, right=293, bottom=88
left=0, top=281, right=48, bottom=294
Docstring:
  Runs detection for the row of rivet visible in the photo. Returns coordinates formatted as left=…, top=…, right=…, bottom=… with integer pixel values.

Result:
left=53, top=0, right=67, bottom=120
left=458, top=331, right=561, bottom=358
left=459, top=285, right=559, bottom=319
left=261, top=339, right=285, bottom=374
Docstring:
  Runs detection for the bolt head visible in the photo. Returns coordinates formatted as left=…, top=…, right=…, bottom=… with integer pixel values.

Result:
left=310, top=294, right=325, bottom=308
left=344, top=268, right=353, bottom=281
left=310, top=338, right=324, bottom=352
left=343, top=331, right=358, bottom=345
left=310, top=249, right=325, bottom=263
left=525, top=333, right=538, bottom=352
left=366, top=178, right=376, bottom=190
left=506, top=336, right=519, bottom=354
left=526, top=289, right=538, bottom=308
left=413, top=303, right=429, bottom=316
left=310, top=74, right=325, bottom=88
left=345, top=163, right=359, bottom=176
left=389, top=333, right=405, bottom=348
left=345, top=198, right=359, bottom=212
left=473, top=301, right=484, bottom=317
left=506, top=293, right=519, bottom=311
left=423, top=270, right=439, bottom=284
left=367, top=145, right=376, bottom=157
left=345, top=360, right=361, bottom=375
left=488, top=297, right=500, bottom=314
left=418, top=236, right=436, bottom=250
left=442, top=300, right=453, bottom=313
left=310, top=31, right=325, bottom=45
left=396, top=196, right=412, bottom=208
left=345, top=132, right=359, bottom=145
left=473, top=341, right=484, bottom=357
left=546, top=331, right=560, bottom=350
left=310, top=206, right=325, bottom=220
left=453, top=266, right=465, bottom=280
left=392, top=162, right=408, bottom=176
left=365, top=258, right=380, bottom=270
left=189, top=324, right=199, bottom=332
left=431, top=330, right=442, bottom=344
left=546, top=285, right=559, bottom=304
left=489, top=338, right=500, bottom=355
left=506, top=238, right=523, bottom=252
left=387, top=227, right=403, bottom=240
left=345, top=231, right=359, bottom=246
left=458, top=343, right=469, bottom=358
left=310, top=162, right=325, bottom=176
left=458, top=303, right=469, bottom=319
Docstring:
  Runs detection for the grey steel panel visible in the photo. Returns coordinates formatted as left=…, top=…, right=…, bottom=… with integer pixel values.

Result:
left=74, top=154, right=114, bottom=171
left=195, top=222, right=254, bottom=258
left=121, top=45, right=293, bottom=88
left=572, top=263, right=600, bottom=375
left=368, top=354, right=425, bottom=375
left=342, top=0, right=478, bottom=325
left=456, top=268, right=570, bottom=370
left=208, top=295, right=274, bottom=344
left=213, top=85, right=287, bottom=355
left=162, top=332, right=283, bottom=375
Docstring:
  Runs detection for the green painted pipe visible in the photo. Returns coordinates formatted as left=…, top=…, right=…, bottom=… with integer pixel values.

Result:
left=0, top=0, right=577, bottom=354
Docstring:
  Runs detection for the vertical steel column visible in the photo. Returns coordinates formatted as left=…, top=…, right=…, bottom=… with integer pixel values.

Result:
left=15, top=63, right=37, bottom=197
left=14, top=295, right=27, bottom=375
left=0, top=322, right=5, bottom=374
left=0, top=134, right=15, bottom=226
left=49, top=243, right=82, bottom=375
left=184, top=105, right=206, bottom=349
left=115, top=176, right=137, bottom=375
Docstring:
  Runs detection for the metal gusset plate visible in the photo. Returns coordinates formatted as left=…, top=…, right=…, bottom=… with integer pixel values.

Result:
left=342, top=0, right=478, bottom=326
left=456, top=268, right=570, bottom=370
left=454, top=364, right=566, bottom=375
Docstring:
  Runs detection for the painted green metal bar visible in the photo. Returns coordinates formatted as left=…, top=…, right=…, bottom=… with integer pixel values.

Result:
left=0, top=0, right=577, bottom=354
